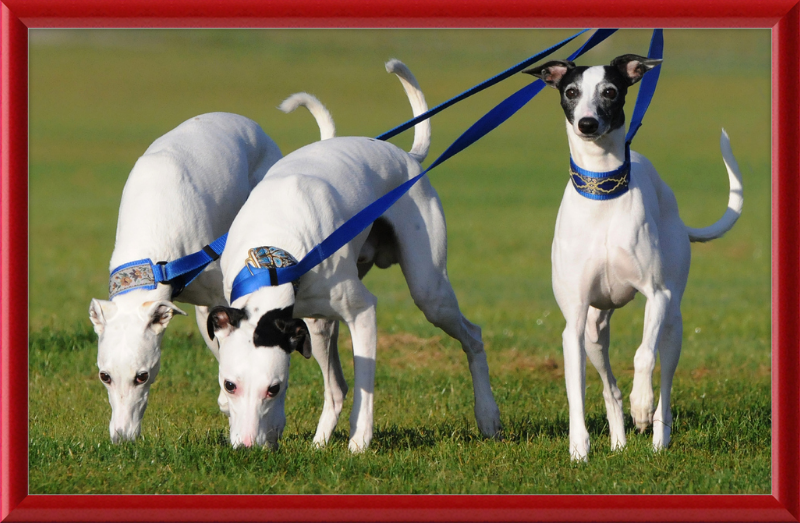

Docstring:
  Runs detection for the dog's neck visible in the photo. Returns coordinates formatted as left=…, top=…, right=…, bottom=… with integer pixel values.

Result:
left=566, top=121, right=627, bottom=173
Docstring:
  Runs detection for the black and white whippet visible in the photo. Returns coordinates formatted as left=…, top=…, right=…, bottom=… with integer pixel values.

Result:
left=523, top=55, right=743, bottom=461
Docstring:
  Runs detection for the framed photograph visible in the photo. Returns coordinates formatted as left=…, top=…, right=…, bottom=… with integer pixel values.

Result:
left=3, top=1, right=798, bottom=521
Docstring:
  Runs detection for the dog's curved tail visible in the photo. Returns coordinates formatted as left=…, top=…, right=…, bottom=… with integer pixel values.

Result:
left=278, top=93, right=336, bottom=141
left=385, top=59, right=431, bottom=164
left=685, top=129, right=744, bottom=243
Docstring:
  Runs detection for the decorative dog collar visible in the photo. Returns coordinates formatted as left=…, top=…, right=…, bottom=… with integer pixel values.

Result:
left=108, top=235, right=227, bottom=300
left=230, top=246, right=299, bottom=303
left=569, top=150, right=630, bottom=201
left=109, top=259, right=161, bottom=299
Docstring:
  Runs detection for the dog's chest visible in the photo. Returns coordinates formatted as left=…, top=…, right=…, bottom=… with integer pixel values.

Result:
left=553, top=186, right=656, bottom=308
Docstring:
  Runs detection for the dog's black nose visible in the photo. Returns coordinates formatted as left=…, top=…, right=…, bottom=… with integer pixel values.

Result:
left=578, top=117, right=599, bottom=134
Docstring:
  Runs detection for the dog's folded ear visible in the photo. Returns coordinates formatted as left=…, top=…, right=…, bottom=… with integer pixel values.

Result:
left=89, top=298, right=118, bottom=336
left=275, top=318, right=312, bottom=359
left=522, top=60, right=575, bottom=88
left=142, top=300, right=188, bottom=334
left=257, top=311, right=312, bottom=358
left=207, top=306, right=248, bottom=341
left=610, top=54, right=662, bottom=86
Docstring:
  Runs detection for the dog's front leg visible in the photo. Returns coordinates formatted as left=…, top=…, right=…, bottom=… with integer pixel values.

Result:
left=561, top=303, right=591, bottom=461
left=306, top=318, right=348, bottom=448
left=345, top=291, right=378, bottom=453
left=630, top=290, right=670, bottom=433
left=195, top=305, right=229, bottom=416
left=584, top=307, right=626, bottom=450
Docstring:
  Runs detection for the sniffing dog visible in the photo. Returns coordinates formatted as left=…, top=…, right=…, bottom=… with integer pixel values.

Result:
left=523, top=55, right=743, bottom=461
left=208, top=60, right=502, bottom=451
left=89, top=106, right=335, bottom=443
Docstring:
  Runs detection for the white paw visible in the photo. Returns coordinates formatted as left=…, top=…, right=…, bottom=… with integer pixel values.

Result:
left=652, top=416, right=672, bottom=450
left=630, top=391, right=654, bottom=432
left=610, top=432, right=627, bottom=451
left=348, top=437, right=369, bottom=453
left=569, top=432, right=590, bottom=462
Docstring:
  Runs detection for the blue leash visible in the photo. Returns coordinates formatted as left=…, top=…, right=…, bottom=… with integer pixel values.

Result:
left=109, top=30, right=596, bottom=300
left=570, top=29, right=663, bottom=200
left=229, top=28, right=621, bottom=303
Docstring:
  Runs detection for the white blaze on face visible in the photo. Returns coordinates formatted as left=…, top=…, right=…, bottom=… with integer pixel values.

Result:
left=571, top=66, right=606, bottom=132
left=217, top=319, right=291, bottom=448
left=90, top=297, right=184, bottom=443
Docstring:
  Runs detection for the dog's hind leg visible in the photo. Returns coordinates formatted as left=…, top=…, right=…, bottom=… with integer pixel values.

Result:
left=413, top=280, right=501, bottom=438
left=342, top=287, right=379, bottom=453
left=584, top=307, right=626, bottom=450
left=652, top=306, right=682, bottom=450
left=388, top=194, right=501, bottom=438
left=305, top=318, right=348, bottom=448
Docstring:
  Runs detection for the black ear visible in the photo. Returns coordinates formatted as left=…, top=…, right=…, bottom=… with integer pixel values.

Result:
left=207, top=306, right=247, bottom=340
left=254, top=307, right=311, bottom=358
left=273, top=318, right=312, bottom=359
left=522, top=60, right=575, bottom=88
left=610, top=54, right=662, bottom=85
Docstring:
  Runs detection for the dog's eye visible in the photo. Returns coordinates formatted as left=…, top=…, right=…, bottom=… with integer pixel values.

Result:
left=602, top=87, right=618, bottom=99
left=266, top=384, right=281, bottom=397
left=224, top=380, right=237, bottom=393
left=134, top=372, right=149, bottom=385
left=99, top=372, right=111, bottom=384
left=565, top=88, right=579, bottom=100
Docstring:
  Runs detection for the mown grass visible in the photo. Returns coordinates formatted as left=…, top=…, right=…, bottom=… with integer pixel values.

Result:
left=28, top=29, right=770, bottom=494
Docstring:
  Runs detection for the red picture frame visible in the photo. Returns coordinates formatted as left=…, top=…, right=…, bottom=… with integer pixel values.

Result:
left=2, top=1, right=798, bottom=521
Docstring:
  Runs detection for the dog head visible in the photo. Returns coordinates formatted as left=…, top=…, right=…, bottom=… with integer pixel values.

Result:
left=207, top=285, right=311, bottom=448
left=523, top=54, right=661, bottom=141
left=89, top=295, right=187, bottom=443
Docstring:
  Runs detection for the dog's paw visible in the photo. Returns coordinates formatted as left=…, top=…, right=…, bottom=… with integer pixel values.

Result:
left=348, top=438, right=369, bottom=453
left=569, top=436, right=590, bottom=462
left=652, top=416, right=672, bottom=450
left=630, top=408, right=654, bottom=432
left=629, top=388, right=654, bottom=432
left=312, top=433, right=328, bottom=449
left=475, top=402, right=502, bottom=438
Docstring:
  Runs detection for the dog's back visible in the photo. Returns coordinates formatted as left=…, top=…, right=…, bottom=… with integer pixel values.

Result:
left=110, top=113, right=282, bottom=269
left=230, top=136, right=424, bottom=251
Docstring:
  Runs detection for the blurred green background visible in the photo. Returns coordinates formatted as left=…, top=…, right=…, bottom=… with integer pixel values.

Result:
left=28, top=29, right=770, bottom=494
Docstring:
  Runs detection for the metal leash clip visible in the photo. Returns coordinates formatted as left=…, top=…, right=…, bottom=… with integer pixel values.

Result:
left=245, top=248, right=263, bottom=276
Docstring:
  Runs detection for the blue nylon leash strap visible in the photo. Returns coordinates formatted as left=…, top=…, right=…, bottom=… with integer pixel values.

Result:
left=230, top=29, right=620, bottom=303
left=569, top=29, right=663, bottom=200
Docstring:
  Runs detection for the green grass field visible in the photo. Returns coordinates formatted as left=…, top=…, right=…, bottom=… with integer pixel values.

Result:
left=28, top=29, right=771, bottom=494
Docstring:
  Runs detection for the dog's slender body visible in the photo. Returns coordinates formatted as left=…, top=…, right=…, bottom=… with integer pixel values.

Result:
left=209, top=60, right=501, bottom=451
left=89, top=108, right=336, bottom=443
left=525, top=56, right=743, bottom=461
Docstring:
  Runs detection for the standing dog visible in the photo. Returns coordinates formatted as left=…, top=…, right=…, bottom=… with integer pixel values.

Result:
left=207, top=60, right=502, bottom=451
left=89, top=107, right=336, bottom=443
left=524, top=55, right=743, bottom=461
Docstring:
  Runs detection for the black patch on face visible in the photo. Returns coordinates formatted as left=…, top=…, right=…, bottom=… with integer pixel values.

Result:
left=557, top=66, right=630, bottom=133
left=253, top=306, right=310, bottom=356
left=207, top=306, right=248, bottom=340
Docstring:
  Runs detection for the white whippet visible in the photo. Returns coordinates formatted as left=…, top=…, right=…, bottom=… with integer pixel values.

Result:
left=89, top=107, right=336, bottom=443
left=207, top=59, right=502, bottom=451
left=523, top=55, right=743, bottom=461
